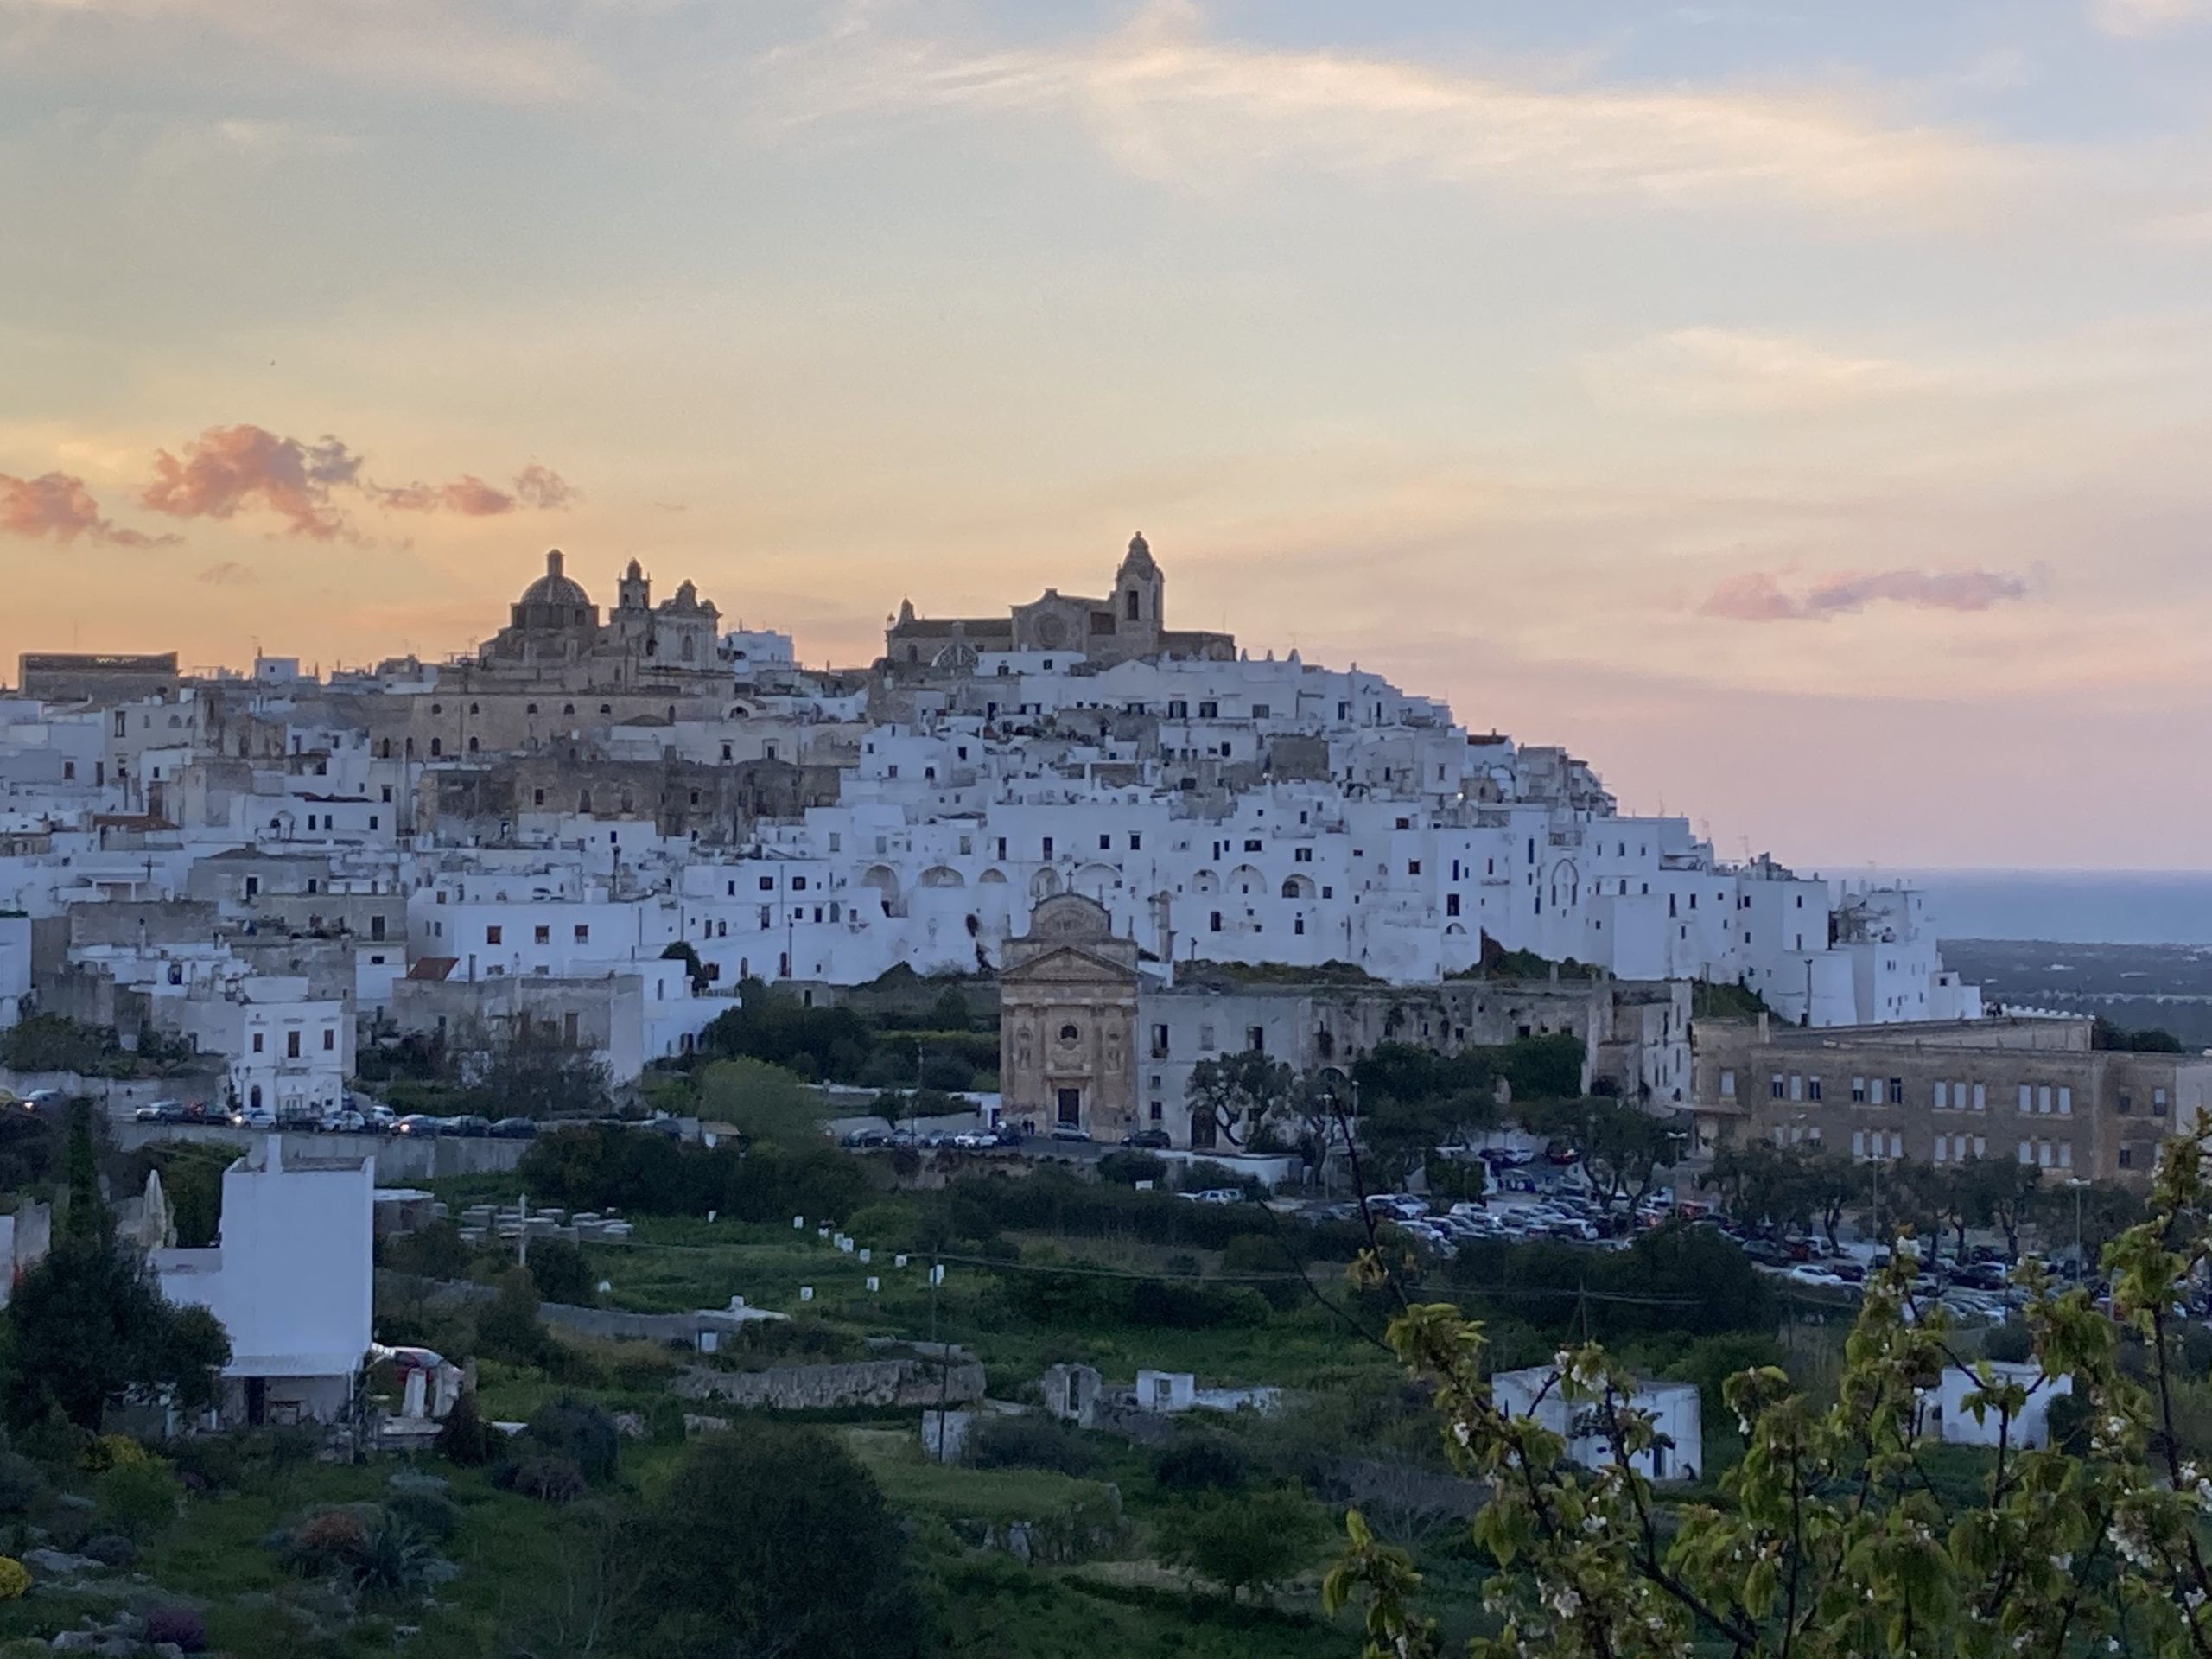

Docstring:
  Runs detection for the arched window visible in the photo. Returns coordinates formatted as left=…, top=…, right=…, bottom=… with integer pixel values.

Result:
left=467, top=736, right=480, bottom=753
left=526, top=703, right=538, bottom=715
left=430, top=703, right=442, bottom=715
left=1126, top=588, right=1140, bottom=620
left=429, top=737, right=442, bottom=757
left=1058, top=1023, right=1080, bottom=1043
left=563, top=703, right=575, bottom=715
left=468, top=702, right=480, bottom=715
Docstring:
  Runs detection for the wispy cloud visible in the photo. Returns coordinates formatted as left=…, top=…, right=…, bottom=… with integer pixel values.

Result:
left=2091, top=0, right=2212, bottom=38
left=196, top=559, right=253, bottom=585
left=760, top=0, right=2026, bottom=221
left=1, top=468, right=175, bottom=547
left=1700, top=567, right=2031, bottom=621
left=512, top=464, right=575, bottom=511
left=1591, top=327, right=1932, bottom=413
left=0, top=0, right=604, bottom=104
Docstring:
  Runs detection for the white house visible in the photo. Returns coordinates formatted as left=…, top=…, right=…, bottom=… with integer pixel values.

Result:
left=1922, top=1362, right=2073, bottom=1450
left=1491, top=1365, right=1703, bottom=1484
left=152, top=1139, right=374, bottom=1427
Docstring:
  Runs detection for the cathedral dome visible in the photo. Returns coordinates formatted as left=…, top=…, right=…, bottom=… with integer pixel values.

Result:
left=520, top=550, right=591, bottom=609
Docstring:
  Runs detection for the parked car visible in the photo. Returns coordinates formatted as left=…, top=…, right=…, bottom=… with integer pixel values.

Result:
left=491, top=1116, right=537, bottom=1139
left=135, top=1099, right=187, bottom=1123
left=446, top=1115, right=494, bottom=1137
left=1048, top=1124, right=1092, bottom=1142
left=393, top=1114, right=446, bottom=1136
left=1122, top=1128, right=1172, bottom=1150
left=237, top=1107, right=279, bottom=1130
left=992, top=1126, right=1024, bottom=1147
left=318, top=1109, right=366, bottom=1133
left=840, top=1129, right=888, bottom=1149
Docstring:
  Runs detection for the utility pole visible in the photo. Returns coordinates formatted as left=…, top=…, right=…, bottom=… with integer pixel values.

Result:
left=517, top=1189, right=530, bottom=1268
left=930, top=1254, right=949, bottom=1463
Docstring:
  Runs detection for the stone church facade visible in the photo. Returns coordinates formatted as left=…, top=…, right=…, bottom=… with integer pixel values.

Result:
left=997, top=893, right=1140, bottom=1139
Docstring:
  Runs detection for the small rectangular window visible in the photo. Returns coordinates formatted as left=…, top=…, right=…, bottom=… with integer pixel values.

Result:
left=1719, top=1070, right=1736, bottom=1099
left=1887, top=1077, right=1904, bottom=1105
left=486, top=925, right=502, bottom=945
left=2057, top=1086, right=2071, bottom=1116
left=1770, top=1074, right=1785, bottom=1100
left=575, top=925, right=589, bottom=944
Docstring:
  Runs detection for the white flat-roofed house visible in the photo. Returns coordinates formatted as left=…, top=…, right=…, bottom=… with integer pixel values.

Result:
left=152, top=1139, right=374, bottom=1427
left=1491, top=1364, right=1703, bottom=1484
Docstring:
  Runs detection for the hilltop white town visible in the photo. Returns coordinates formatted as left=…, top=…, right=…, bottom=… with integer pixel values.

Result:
left=0, top=541, right=2200, bottom=1656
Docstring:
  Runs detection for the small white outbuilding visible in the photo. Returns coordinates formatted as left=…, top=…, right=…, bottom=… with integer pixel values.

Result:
left=1491, top=1365, right=1704, bottom=1484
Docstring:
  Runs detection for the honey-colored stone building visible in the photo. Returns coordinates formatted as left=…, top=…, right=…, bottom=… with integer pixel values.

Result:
left=998, top=893, right=1140, bottom=1138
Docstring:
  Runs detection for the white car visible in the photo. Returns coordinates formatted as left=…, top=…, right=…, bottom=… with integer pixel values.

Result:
left=319, top=1109, right=366, bottom=1133
left=1787, top=1264, right=1845, bottom=1287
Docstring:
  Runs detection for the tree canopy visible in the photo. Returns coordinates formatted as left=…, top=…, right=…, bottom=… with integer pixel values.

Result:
left=629, top=1427, right=925, bottom=1659
left=1330, top=1127, right=2212, bottom=1659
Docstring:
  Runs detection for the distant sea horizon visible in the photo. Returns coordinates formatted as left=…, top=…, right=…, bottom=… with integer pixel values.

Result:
left=1836, top=869, right=2212, bottom=948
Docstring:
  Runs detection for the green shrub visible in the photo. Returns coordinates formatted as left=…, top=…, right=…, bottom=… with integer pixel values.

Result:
left=95, top=1456, right=181, bottom=1541
left=967, top=1414, right=1099, bottom=1477
left=526, top=1237, right=597, bottom=1306
left=502, top=1453, right=586, bottom=1504
left=385, top=1486, right=460, bottom=1545
left=1153, top=1432, right=1252, bottom=1494
left=0, top=1452, right=43, bottom=1516
left=518, top=1399, right=620, bottom=1485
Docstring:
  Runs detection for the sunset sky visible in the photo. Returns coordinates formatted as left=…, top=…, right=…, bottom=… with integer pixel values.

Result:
left=5, top=1, right=2211, bottom=870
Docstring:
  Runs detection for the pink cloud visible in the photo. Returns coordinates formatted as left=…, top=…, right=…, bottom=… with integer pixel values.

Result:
left=1700, top=566, right=2031, bottom=621
left=372, top=474, right=517, bottom=515
left=1697, top=571, right=1802, bottom=621
left=0, top=469, right=176, bottom=547
left=140, top=424, right=363, bottom=541
left=197, top=560, right=254, bottom=586
left=137, top=425, right=573, bottom=537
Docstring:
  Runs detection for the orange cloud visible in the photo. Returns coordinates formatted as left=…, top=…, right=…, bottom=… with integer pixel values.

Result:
left=1701, top=567, right=2030, bottom=621
left=140, top=424, right=363, bottom=540
left=0, top=469, right=175, bottom=547
left=197, top=560, right=255, bottom=585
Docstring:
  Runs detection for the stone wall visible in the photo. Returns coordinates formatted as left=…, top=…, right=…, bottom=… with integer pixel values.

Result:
left=676, top=1353, right=984, bottom=1411
left=110, top=1121, right=529, bottom=1181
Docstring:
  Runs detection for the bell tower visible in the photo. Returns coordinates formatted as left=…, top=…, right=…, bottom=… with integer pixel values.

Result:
left=1114, top=531, right=1164, bottom=658
left=616, top=558, right=651, bottom=613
